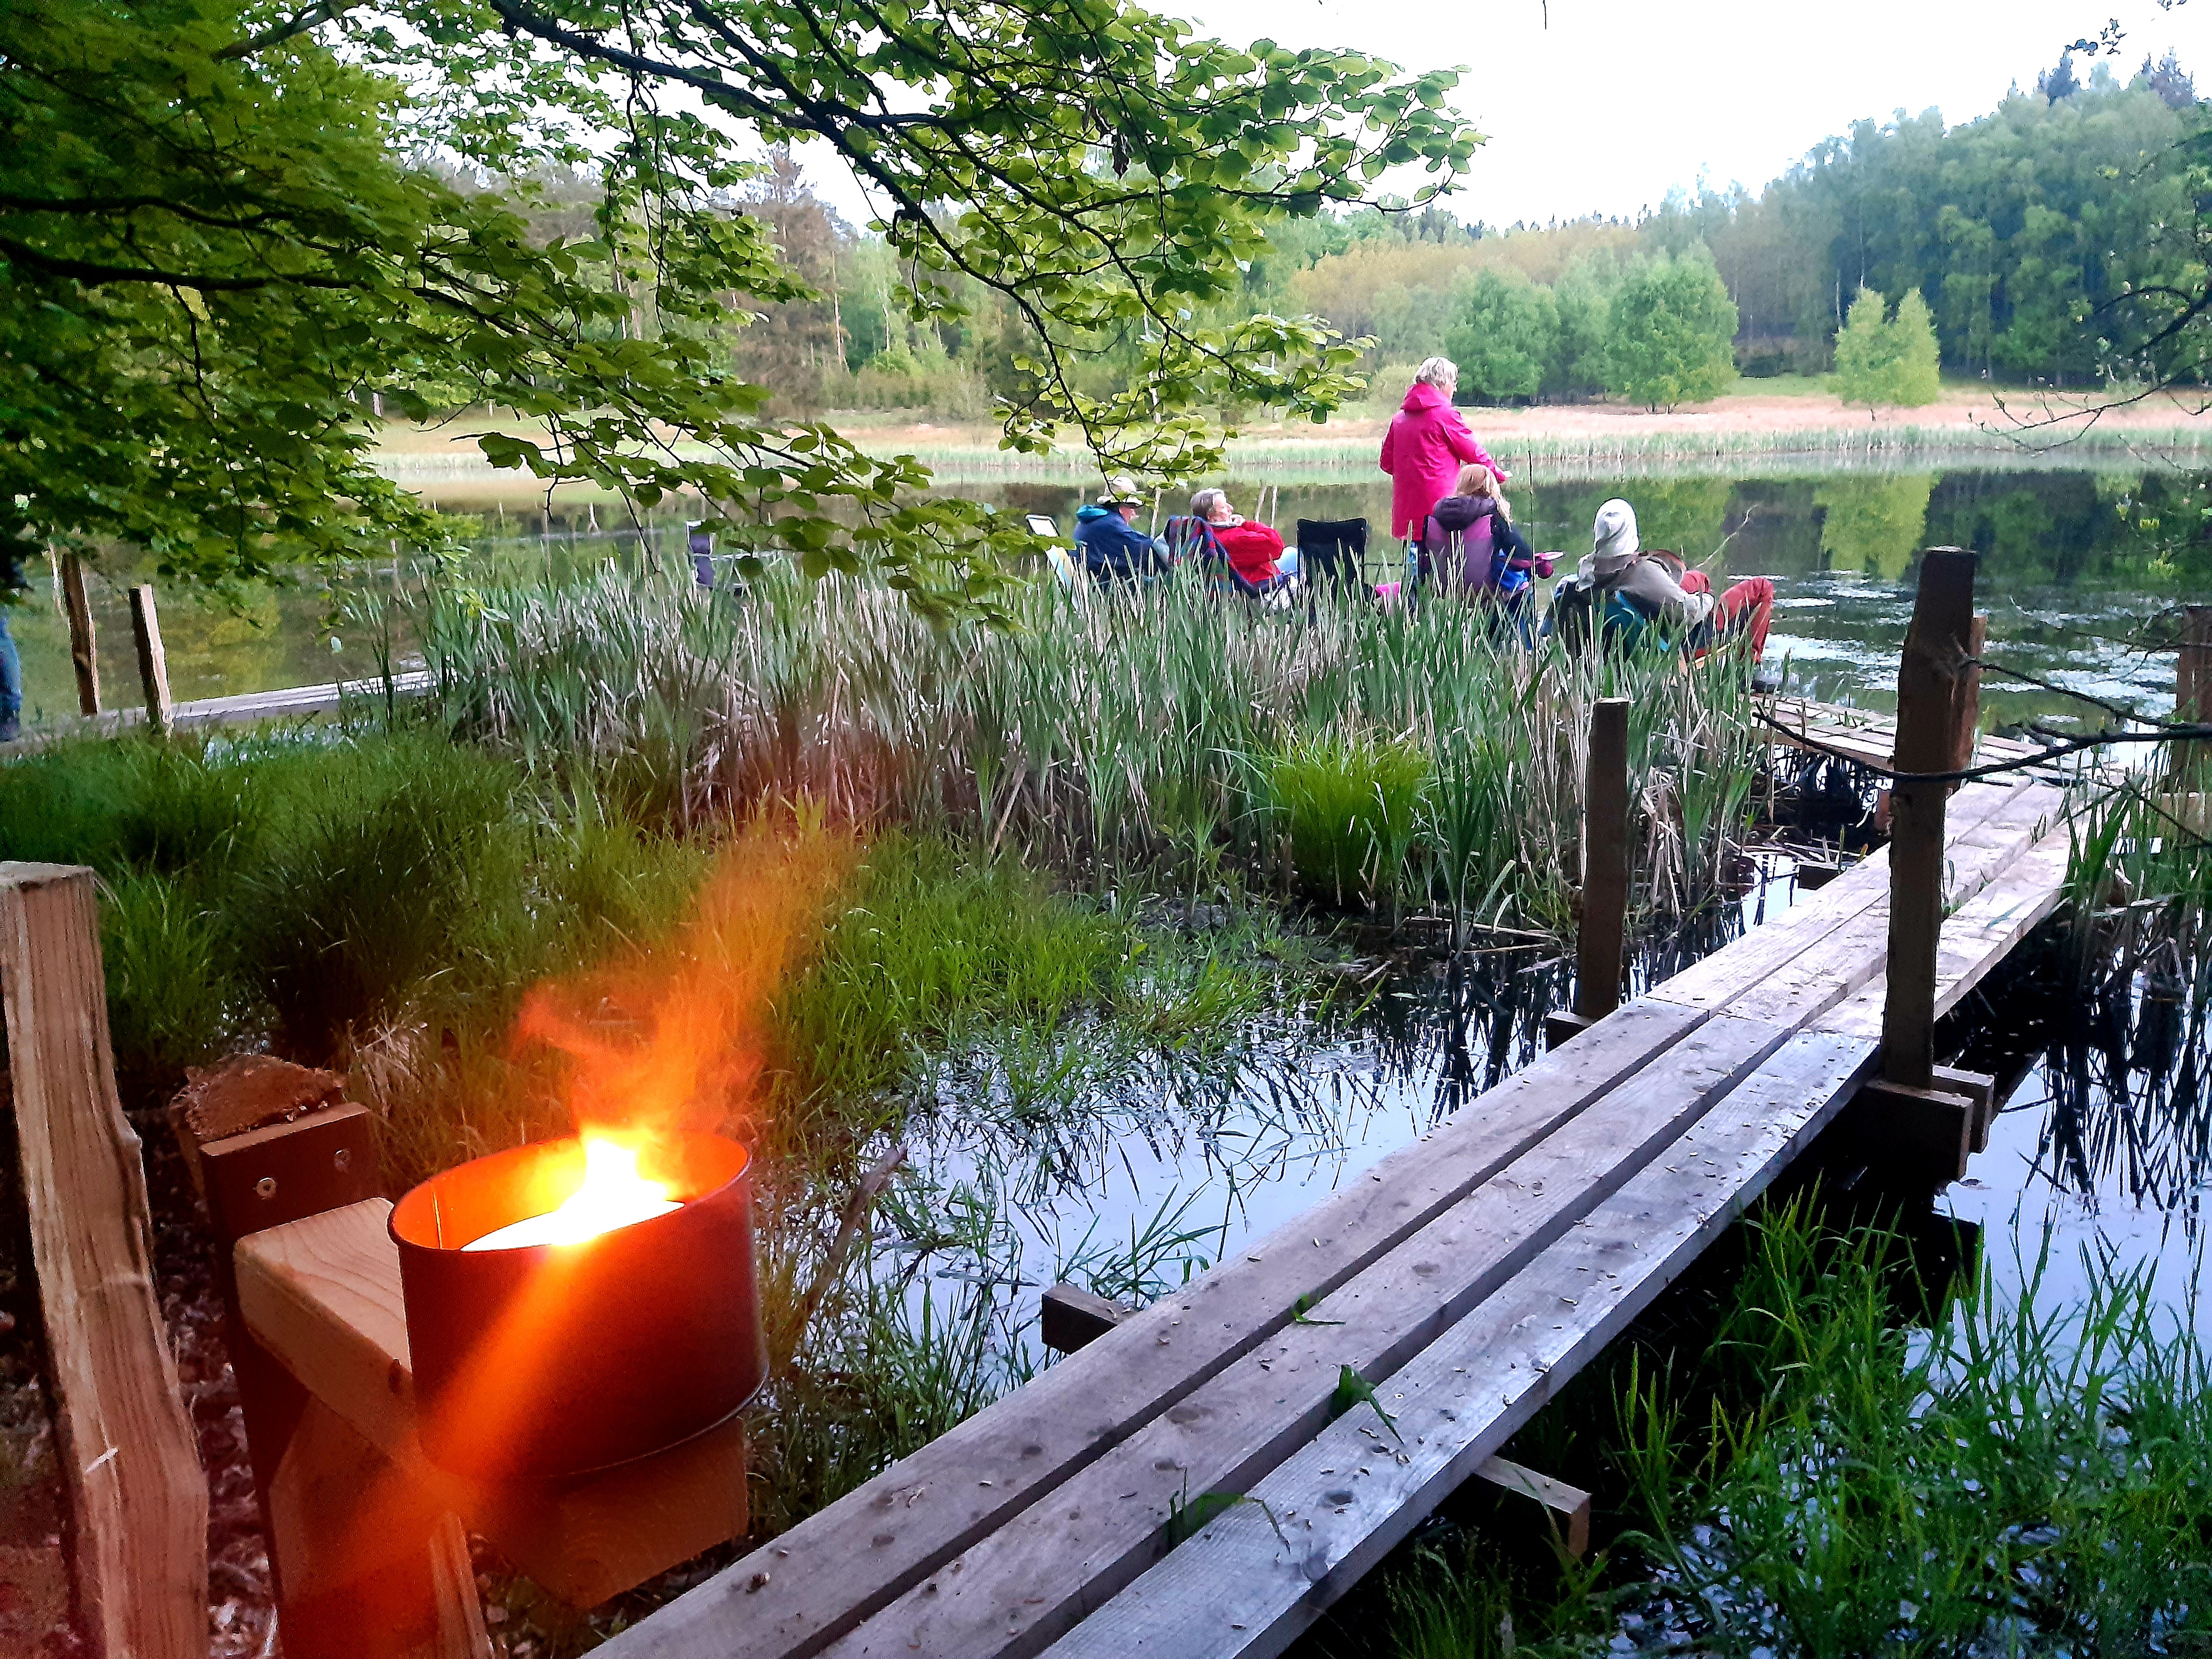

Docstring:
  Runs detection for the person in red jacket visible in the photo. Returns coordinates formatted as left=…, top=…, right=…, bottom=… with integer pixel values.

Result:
left=1190, top=488, right=1290, bottom=591
left=1379, top=357, right=1506, bottom=548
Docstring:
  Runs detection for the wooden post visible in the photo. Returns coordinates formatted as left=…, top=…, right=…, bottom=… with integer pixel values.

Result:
left=1950, top=613, right=1987, bottom=775
left=129, top=585, right=173, bottom=736
left=1544, top=699, right=1631, bottom=1049
left=1881, top=549, right=1977, bottom=1090
left=0, top=864, right=208, bottom=1659
left=2179, top=603, right=2212, bottom=787
left=60, top=553, right=100, bottom=717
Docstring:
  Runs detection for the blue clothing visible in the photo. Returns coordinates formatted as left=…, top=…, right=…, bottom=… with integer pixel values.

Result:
left=0, top=610, right=18, bottom=730
left=1074, top=505, right=1169, bottom=582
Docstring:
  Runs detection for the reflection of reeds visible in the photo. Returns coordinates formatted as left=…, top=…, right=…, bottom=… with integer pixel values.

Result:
left=410, top=562, right=1767, bottom=941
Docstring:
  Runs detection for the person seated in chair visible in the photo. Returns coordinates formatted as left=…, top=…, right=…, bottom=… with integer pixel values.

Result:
left=1578, top=499, right=1777, bottom=681
left=1188, top=488, right=1292, bottom=595
left=1420, top=463, right=1551, bottom=603
left=1074, top=476, right=1172, bottom=582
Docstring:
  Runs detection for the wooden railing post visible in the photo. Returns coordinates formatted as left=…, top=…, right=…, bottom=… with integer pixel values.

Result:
left=1882, top=548, right=1978, bottom=1090
left=1546, top=697, right=1631, bottom=1047
left=0, top=864, right=208, bottom=1659
left=130, top=584, right=174, bottom=736
left=2179, top=603, right=2212, bottom=788
left=60, top=552, right=100, bottom=716
left=1577, top=697, right=1631, bottom=1022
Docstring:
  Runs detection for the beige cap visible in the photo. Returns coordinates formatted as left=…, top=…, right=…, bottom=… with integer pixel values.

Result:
left=1100, top=474, right=1145, bottom=507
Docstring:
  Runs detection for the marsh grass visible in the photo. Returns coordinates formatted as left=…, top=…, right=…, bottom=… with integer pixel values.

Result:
left=1311, top=1195, right=2212, bottom=1659
left=411, top=560, right=1769, bottom=947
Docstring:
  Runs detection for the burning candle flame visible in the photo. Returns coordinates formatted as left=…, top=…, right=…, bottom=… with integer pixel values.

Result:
left=463, top=1137, right=682, bottom=1251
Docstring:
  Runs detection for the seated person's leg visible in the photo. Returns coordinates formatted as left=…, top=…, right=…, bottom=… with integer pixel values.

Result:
left=1716, top=577, right=1776, bottom=659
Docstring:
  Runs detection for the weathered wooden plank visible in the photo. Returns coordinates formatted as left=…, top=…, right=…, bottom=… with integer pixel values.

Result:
left=1647, top=779, right=2021, bottom=1013
left=1811, top=834, right=2073, bottom=1041
left=596, top=999, right=1709, bottom=1659
left=1471, top=1456, right=1590, bottom=1559
left=60, top=554, right=99, bottom=716
left=805, top=1018, right=1792, bottom=1659
left=1040, top=1031, right=1880, bottom=1659
left=128, top=586, right=173, bottom=737
left=0, top=669, right=434, bottom=755
left=0, top=864, right=207, bottom=1659
left=1726, top=787, right=2056, bottom=1029
left=234, top=1200, right=750, bottom=1608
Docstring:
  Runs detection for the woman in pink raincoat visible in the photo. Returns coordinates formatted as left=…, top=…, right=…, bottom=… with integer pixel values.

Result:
left=1379, top=358, right=1506, bottom=565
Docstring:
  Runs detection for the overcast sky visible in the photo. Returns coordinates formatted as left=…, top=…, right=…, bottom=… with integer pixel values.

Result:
left=802, top=0, right=2212, bottom=229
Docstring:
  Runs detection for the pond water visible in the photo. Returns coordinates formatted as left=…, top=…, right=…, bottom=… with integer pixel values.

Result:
left=5, top=462, right=2193, bottom=735
left=880, top=864, right=2208, bottom=1393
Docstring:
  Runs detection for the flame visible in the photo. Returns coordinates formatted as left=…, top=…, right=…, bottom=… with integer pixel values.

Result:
left=511, top=824, right=848, bottom=1152
left=463, top=1136, right=682, bottom=1251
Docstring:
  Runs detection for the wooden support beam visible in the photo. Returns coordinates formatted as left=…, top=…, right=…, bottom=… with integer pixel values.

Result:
left=1040, top=1283, right=1133, bottom=1354
left=128, top=585, right=173, bottom=737
left=0, top=864, right=207, bottom=1659
left=1541, top=1008, right=1597, bottom=1049
left=59, top=554, right=99, bottom=717
left=1575, top=697, right=1631, bottom=1024
left=1882, top=549, right=1978, bottom=1090
left=1933, top=1065, right=1998, bottom=1155
left=1473, top=1456, right=1592, bottom=1560
left=1950, top=613, right=1988, bottom=775
left=1848, top=1079, right=1976, bottom=1185
left=196, top=1104, right=488, bottom=1659
left=234, top=1200, right=750, bottom=1609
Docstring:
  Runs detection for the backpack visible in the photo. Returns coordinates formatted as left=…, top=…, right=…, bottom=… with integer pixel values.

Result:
left=1544, top=573, right=1655, bottom=652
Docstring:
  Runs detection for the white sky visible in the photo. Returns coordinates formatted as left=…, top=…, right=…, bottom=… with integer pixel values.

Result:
left=801, top=0, right=2212, bottom=230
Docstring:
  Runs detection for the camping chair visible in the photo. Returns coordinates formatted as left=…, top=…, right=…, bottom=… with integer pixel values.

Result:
left=1295, top=517, right=1370, bottom=595
left=1026, top=513, right=1082, bottom=592
left=1164, top=516, right=1265, bottom=598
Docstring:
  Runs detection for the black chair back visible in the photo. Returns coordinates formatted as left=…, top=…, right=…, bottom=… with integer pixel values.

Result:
left=1295, top=518, right=1370, bottom=591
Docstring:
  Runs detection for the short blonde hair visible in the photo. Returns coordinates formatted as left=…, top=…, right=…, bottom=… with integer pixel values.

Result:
left=1414, top=356, right=1458, bottom=389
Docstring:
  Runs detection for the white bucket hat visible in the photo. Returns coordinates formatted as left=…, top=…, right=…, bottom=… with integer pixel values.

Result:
left=1591, top=499, right=1640, bottom=577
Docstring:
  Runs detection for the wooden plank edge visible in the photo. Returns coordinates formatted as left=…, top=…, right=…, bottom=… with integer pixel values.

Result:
left=1038, top=1030, right=1881, bottom=1659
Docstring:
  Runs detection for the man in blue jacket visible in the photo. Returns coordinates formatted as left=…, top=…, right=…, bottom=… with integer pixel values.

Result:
left=1073, top=476, right=1170, bottom=582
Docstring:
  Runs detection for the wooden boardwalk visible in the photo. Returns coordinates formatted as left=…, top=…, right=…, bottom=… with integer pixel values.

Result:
left=0, top=670, right=430, bottom=756
left=603, top=770, right=2070, bottom=1659
left=1758, top=693, right=2085, bottom=780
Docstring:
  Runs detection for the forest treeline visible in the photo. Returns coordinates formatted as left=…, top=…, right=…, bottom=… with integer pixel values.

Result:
left=673, top=51, right=2206, bottom=416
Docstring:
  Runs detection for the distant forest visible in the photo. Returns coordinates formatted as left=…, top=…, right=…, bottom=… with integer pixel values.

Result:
left=603, top=49, right=2209, bottom=415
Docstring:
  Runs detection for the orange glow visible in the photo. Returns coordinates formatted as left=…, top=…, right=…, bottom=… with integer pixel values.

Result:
left=511, top=824, right=849, bottom=1151
left=462, top=1136, right=681, bottom=1251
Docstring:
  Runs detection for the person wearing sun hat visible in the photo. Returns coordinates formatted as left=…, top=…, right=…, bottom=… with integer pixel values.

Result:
left=1073, top=474, right=1171, bottom=582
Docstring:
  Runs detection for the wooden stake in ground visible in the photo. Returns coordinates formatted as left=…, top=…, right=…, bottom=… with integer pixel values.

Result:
left=0, top=864, right=208, bottom=1659
left=1575, top=697, right=1631, bottom=1023
left=1882, top=549, right=1978, bottom=1090
left=129, top=586, right=173, bottom=737
left=60, top=554, right=100, bottom=717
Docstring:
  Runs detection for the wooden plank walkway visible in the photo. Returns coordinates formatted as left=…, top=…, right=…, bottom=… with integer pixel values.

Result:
left=1757, top=694, right=2086, bottom=780
left=602, top=776, right=2072, bottom=1659
left=0, top=670, right=431, bottom=756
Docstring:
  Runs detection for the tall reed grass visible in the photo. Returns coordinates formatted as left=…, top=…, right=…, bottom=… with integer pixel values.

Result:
left=408, top=561, right=1770, bottom=943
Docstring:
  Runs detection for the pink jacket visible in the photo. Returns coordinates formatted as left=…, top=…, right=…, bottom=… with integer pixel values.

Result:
left=1378, top=381, right=1504, bottom=539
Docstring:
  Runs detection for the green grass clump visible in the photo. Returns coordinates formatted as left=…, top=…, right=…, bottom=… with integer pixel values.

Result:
left=1263, top=730, right=1429, bottom=909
